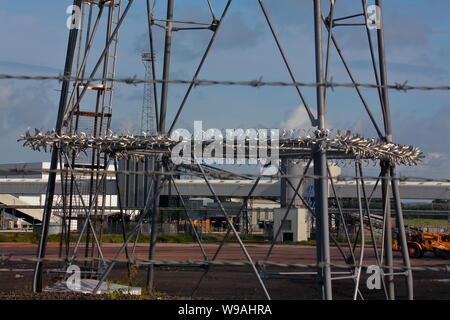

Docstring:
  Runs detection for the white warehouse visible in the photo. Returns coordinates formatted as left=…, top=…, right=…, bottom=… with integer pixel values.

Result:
left=0, top=162, right=119, bottom=232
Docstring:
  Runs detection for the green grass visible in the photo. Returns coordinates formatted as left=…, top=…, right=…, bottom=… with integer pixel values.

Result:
left=405, top=219, right=450, bottom=229
left=0, top=232, right=383, bottom=246
left=0, top=232, right=40, bottom=243
left=0, top=232, right=357, bottom=246
left=0, top=232, right=267, bottom=244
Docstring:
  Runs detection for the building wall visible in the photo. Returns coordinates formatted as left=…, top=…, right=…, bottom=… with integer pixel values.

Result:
left=0, top=162, right=119, bottom=227
left=273, top=208, right=309, bottom=242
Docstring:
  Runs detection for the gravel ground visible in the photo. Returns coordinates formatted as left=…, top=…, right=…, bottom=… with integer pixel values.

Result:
left=0, top=243, right=448, bottom=300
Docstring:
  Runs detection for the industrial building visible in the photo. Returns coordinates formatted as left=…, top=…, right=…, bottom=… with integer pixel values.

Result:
left=1, top=161, right=449, bottom=240
left=0, top=162, right=118, bottom=233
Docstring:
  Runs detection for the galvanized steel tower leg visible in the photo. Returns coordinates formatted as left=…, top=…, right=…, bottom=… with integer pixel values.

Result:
left=158, top=0, right=174, bottom=135
left=146, top=163, right=162, bottom=292
left=146, top=0, right=174, bottom=292
left=376, top=0, right=395, bottom=300
left=381, top=163, right=395, bottom=299
left=391, top=166, right=414, bottom=300
left=313, top=0, right=332, bottom=300
left=376, top=0, right=413, bottom=300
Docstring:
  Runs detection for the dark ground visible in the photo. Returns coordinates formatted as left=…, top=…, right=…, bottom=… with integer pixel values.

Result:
left=0, top=243, right=448, bottom=300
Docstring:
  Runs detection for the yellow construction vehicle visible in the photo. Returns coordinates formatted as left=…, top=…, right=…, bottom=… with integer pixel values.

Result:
left=393, top=232, right=450, bottom=259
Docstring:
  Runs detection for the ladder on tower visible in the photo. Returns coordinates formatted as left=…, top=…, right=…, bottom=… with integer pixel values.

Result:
left=58, top=0, right=124, bottom=267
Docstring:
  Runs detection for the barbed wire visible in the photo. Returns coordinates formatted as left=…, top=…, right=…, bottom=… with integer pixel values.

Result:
left=1, top=73, right=450, bottom=92
left=0, top=254, right=448, bottom=273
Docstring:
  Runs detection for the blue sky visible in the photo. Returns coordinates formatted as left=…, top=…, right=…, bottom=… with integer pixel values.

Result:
left=0, top=0, right=449, bottom=178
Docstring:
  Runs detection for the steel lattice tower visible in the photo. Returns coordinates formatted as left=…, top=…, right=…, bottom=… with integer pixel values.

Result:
left=140, top=52, right=157, bottom=135
left=27, top=0, right=419, bottom=300
left=32, top=0, right=126, bottom=292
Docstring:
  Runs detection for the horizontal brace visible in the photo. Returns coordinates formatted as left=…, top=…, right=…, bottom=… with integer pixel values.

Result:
left=173, top=27, right=212, bottom=32
left=383, top=272, right=409, bottom=277
left=75, top=111, right=112, bottom=118
left=152, top=18, right=212, bottom=26
left=76, top=83, right=111, bottom=91
left=263, top=271, right=353, bottom=276
left=0, top=268, right=34, bottom=272
left=83, top=0, right=121, bottom=8
left=332, top=13, right=365, bottom=22
left=331, top=275, right=357, bottom=281
left=0, top=256, right=447, bottom=273
left=333, top=23, right=367, bottom=27
left=65, top=163, right=107, bottom=169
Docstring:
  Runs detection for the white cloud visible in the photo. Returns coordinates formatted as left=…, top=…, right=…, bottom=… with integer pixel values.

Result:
left=0, top=86, right=12, bottom=109
left=279, top=105, right=313, bottom=131
left=279, top=104, right=337, bottom=132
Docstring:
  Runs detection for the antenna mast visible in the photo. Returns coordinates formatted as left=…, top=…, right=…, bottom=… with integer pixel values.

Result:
left=140, top=52, right=156, bottom=135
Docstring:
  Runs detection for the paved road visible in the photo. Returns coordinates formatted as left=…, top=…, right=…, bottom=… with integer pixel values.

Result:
left=1, top=242, right=447, bottom=267
left=0, top=242, right=448, bottom=300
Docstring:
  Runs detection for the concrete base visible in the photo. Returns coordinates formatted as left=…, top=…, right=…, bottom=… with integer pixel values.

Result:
left=45, top=279, right=142, bottom=295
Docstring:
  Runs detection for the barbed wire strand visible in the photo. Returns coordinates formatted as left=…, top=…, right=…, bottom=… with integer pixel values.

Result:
left=0, top=73, right=450, bottom=92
